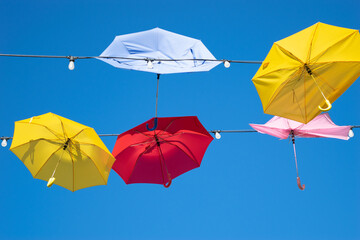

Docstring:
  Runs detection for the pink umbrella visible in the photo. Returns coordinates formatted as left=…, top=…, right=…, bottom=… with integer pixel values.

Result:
left=250, top=113, right=352, bottom=190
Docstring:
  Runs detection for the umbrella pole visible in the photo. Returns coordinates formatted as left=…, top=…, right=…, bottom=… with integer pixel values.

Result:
left=305, top=65, right=332, bottom=111
left=291, top=131, right=305, bottom=190
left=47, top=138, right=70, bottom=188
left=146, top=74, right=160, bottom=131
left=155, top=136, right=172, bottom=188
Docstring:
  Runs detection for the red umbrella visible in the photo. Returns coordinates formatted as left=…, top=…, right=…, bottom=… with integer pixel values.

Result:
left=112, top=116, right=213, bottom=187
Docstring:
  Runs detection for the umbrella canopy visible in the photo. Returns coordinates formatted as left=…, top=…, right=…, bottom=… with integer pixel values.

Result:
left=112, top=116, right=213, bottom=187
left=250, top=113, right=352, bottom=190
left=99, top=27, right=220, bottom=74
left=252, top=22, right=360, bottom=123
left=10, top=113, right=115, bottom=192
left=250, top=113, right=351, bottom=140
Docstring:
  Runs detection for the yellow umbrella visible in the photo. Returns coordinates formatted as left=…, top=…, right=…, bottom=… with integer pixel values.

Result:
left=10, top=113, right=115, bottom=192
left=252, top=22, right=360, bottom=123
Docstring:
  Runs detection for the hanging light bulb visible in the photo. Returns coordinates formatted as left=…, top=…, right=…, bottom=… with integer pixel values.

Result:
left=1, top=139, right=7, bottom=147
left=68, top=59, right=75, bottom=70
left=224, top=60, right=230, bottom=68
left=349, top=129, right=354, bottom=138
left=147, top=60, right=154, bottom=69
left=215, top=131, right=221, bottom=139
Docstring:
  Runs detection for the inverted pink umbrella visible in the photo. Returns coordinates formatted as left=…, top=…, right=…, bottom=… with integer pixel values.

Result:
left=250, top=113, right=352, bottom=190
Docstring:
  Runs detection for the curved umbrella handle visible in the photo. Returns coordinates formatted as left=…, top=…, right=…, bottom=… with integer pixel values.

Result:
left=146, top=118, right=158, bottom=131
left=163, top=177, right=172, bottom=188
left=318, top=99, right=332, bottom=111
left=297, top=177, right=305, bottom=190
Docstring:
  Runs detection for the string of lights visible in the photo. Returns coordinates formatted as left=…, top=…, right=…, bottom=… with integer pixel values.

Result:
left=0, top=53, right=358, bottom=146
left=0, top=53, right=263, bottom=70
left=0, top=126, right=358, bottom=147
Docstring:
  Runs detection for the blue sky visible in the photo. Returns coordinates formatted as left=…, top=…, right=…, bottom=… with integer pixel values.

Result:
left=0, top=0, right=359, bottom=239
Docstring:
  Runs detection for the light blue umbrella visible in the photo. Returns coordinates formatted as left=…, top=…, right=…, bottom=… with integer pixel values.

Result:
left=99, top=28, right=219, bottom=131
left=98, top=27, right=220, bottom=74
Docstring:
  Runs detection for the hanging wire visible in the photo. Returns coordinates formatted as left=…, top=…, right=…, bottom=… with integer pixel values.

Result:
left=0, top=53, right=263, bottom=64
left=1, top=126, right=358, bottom=141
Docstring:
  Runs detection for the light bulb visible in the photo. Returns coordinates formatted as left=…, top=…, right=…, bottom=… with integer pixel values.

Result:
left=68, top=60, right=75, bottom=70
left=147, top=60, right=153, bottom=69
left=1, top=139, right=7, bottom=147
left=349, top=129, right=354, bottom=138
left=215, top=132, right=221, bottom=139
left=224, top=61, right=230, bottom=68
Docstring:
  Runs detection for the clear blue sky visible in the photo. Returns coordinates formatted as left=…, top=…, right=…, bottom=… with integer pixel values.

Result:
left=0, top=0, right=359, bottom=239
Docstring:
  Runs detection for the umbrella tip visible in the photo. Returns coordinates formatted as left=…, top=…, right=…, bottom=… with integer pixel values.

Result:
left=47, top=177, right=56, bottom=187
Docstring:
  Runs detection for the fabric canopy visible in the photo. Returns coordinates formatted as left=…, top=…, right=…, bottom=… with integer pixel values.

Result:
left=250, top=113, right=351, bottom=140
left=99, top=28, right=220, bottom=74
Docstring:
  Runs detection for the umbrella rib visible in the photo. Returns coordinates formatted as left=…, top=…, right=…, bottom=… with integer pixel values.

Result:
left=157, top=131, right=212, bottom=141
left=159, top=140, right=200, bottom=167
left=162, top=119, right=176, bottom=133
left=33, top=145, right=64, bottom=178
left=305, top=23, right=319, bottom=63
left=55, top=115, right=67, bottom=140
left=157, top=132, right=184, bottom=140
left=134, top=130, right=155, bottom=139
left=313, top=60, right=360, bottom=64
left=73, top=140, right=116, bottom=158
left=75, top=146, right=107, bottom=185
left=9, top=138, right=63, bottom=150
left=253, top=66, right=301, bottom=80
left=127, top=142, right=156, bottom=183
left=293, top=88, right=307, bottom=123
left=17, top=122, right=63, bottom=140
left=276, top=43, right=304, bottom=64
left=129, top=140, right=155, bottom=147
left=156, top=143, right=168, bottom=185
left=70, top=128, right=91, bottom=141
left=309, top=31, right=357, bottom=62
left=263, top=68, right=303, bottom=112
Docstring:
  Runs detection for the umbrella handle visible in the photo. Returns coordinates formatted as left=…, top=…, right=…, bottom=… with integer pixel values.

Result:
left=297, top=177, right=305, bottom=190
left=163, top=175, right=172, bottom=188
left=146, top=118, right=158, bottom=131
left=47, top=177, right=56, bottom=187
left=318, top=99, right=332, bottom=111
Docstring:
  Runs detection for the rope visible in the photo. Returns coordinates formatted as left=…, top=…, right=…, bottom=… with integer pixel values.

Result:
left=0, top=53, right=262, bottom=64
left=1, top=127, right=358, bottom=141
